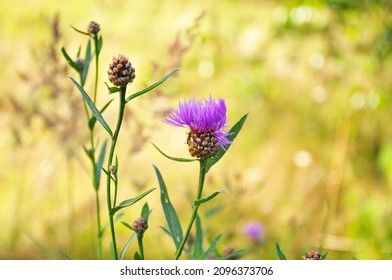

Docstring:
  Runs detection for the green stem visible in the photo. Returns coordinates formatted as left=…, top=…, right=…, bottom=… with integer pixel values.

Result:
left=93, top=34, right=99, bottom=104
left=175, top=159, right=207, bottom=260
left=95, top=190, right=102, bottom=259
left=137, top=235, right=145, bottom=260
left=106, top=86, right=127, bottom=260
left=89, top=41, right=103, bottom=257
left=89, top=121, right=103, bottom=259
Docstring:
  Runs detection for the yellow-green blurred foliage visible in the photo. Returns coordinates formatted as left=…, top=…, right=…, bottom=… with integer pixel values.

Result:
left=1, top=0, right=392, bottom=259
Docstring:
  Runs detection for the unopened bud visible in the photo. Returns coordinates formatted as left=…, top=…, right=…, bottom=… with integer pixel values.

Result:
left=303, top=250, right=323, bottom=260
left=133, top=217, right=148, bottom=236
left=87, top=21, right=100, bottom=35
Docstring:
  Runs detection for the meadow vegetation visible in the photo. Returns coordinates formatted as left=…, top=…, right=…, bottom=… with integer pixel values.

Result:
left=0, top=0, right=392, bottom=259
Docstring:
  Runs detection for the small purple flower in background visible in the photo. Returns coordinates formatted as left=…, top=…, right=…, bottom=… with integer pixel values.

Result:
left=244, top=222, right=264, bottom=243
left=163, top=95, right=232, bottom=159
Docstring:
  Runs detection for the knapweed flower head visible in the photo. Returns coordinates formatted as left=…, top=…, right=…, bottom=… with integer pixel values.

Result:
left=107, top=55, right=136, bottom=87
left=74, top=57, right=85, bottom=71
left=133, top=217, right=148, bottom=236
left=302, top=250, right=323, bottom=260
left=87, top=21, right=100, bottom=35
left=244, top=222, right=264, bottom=242
left=164, top=95, right=232, bottom=159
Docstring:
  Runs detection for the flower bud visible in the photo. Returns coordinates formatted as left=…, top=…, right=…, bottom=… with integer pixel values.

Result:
left=107, top=55, right=136, bottom=87
left=133, top=217, right=148, bottom=236
left=87, top=21, right=100, bottom=35
left=74, top=57, right=85, bottom=71
left=302, top=250, right=323, bottom=260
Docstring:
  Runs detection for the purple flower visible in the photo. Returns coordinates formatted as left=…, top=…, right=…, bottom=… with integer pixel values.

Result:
left=164, top=95, right=232, bottom=159
left=244, top=222, right=264, bottom=242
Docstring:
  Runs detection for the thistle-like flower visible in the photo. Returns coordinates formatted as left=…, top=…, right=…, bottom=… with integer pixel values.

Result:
left=164, top=95, right=231, bottom=159
left=244, top=222, right=264, bottom=243
left=107, top=55, right=136, bottom=87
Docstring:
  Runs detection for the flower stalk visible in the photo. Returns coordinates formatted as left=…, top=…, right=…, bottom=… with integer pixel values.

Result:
left=175, top=158, right=207, bottom=259
left=106, top=86, right=127, bottom=260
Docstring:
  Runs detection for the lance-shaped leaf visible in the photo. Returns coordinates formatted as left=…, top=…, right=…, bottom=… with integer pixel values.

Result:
left=99, top=213, right=124, bottom=237
left=134, top=252, right=141, bottom=260
left=275, top=241, right=287, bottom=260
left=194, top=190, right=225, bottom=206
left=205, top=113, right=248, bottom=173
left=69, top=77, right=113, bottom=138
left=93, top=140, right=107, bottom=190
left=88, top=99, right=114, bottom=130
left=105, top=82, right=121, bottom=94
left=201, top=234, right=222, bottom=260
left=61, top=47, right=80, bottom=72
left=125, top=69, right=180, bottom=103
left=96, top=35, right=103, bottom=55
left=71, top=25, right=91, bottom=36
left=152, top=143, right=198, bottom=162
left=153, top=165, right=183, bottom=250
left=141, top=202, right=151, bottom=221
left=83, top=145, right=93, bottom=161
left=218, top=248, right=247, bottom=260
left=81, top=39, right=92, bottom=86
left=101, top=168, right=116, bottom=184
left=119, top=232, right=137, bottom=260
left=110, top=188, right=156, bottom=216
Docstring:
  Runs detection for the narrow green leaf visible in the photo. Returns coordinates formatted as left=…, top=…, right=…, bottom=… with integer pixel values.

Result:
left=125, top=68, right=180, bottom=103
left=88, top=99, right=114, bottom=130
left=218, top=248, right=247, bottom=260
left=159, top=226, right=172, bottom=238
left=152, top=143, right=198, bottom=162
left=101, top=168, right=116, bottom=183
left=100, top=213, right=124, bottom=237
left=61, top=47, right=80, bottom=72
left=97, top=35, right=103, bottom=55
left=83, top=145, right=93, bottom=160
left=76, top=45, right=81, bottom=57
left=141, top=202, right=151, bottom=221
left=193, top=214, right=203, bottom=259
left=71, top=25, right=91, bottom=36
left=205, top=205, right=225, bottom=218
left=81, top=39, right=92, bottom=86
left=134, top=252, right=141, bottom=260
left=194, top=190, right=225, bottom=206
left=205, top=113, right=248, bottom=173
left=25, top=231, right=58, bottom=259
left=105, top=82, right=121, bottom=94
left=69, top=77, right=113, bottom=137
left=322, top=251, right=328, bottom=260
left=201, top=235, right=222, bottom=260
left=184, top=249, right=195, bottom=260
left=119, top=232, right=137, bottom=260
left=94, top=140, right=107, bottom=190
left=154, top=165, right=183, bottom=250
left=121, top=221, right=134, bottom=231
left=276, top=241, right=287, bottom=260
left=110, top=188, right=156, bottom=216
left=56, top=250, right=73, bottom=260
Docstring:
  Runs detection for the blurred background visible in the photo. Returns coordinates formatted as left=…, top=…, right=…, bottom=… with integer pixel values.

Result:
left=1, top=0, right=392, bottom=260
